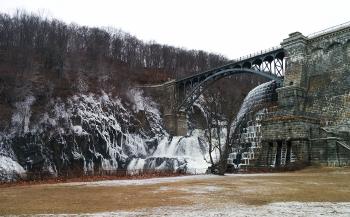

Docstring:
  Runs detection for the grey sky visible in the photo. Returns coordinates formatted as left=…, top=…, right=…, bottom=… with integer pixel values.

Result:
left=0, top=0, right=349, bottom=59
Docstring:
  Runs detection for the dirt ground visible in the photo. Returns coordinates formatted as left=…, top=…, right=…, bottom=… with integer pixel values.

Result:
left=1, top=167, right=350, bottom=216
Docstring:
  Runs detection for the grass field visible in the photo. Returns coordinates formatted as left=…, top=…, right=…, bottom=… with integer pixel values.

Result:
left=1, top=167, right=350, bottom=216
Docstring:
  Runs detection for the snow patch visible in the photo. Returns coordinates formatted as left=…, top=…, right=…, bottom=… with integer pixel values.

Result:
left=11, top=95, right=36, bottom=134
left=22, top=202, right=350, bottom=217
left=72, top=125, right=85, bottom=135
left=0, top=156, right=26, bottom=181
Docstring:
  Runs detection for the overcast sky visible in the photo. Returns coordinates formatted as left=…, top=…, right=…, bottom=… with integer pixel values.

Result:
left=1, top=0, right=349, bottom=59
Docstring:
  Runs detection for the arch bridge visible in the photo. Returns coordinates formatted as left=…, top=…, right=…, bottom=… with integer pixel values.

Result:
left=174, top=47, right=285, bottom=111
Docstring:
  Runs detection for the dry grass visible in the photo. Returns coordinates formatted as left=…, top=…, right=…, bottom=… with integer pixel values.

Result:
left=1, top=167, right=350, bottom=215
left=0, top=184, right=191, bottom=215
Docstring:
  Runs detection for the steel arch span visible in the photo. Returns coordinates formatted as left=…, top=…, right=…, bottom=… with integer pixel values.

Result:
left=174, top=47, right=285, bottom=111
left=176, top=68, right=282, bottom=111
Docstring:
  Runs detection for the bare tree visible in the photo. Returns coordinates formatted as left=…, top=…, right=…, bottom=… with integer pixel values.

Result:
left=202, top=76, right=262, bottom=175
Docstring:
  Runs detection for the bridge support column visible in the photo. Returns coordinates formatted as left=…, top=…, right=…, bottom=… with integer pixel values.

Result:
left=162, top=82, right=188, bottom=136
left=164, top=112, right=188, bottom=136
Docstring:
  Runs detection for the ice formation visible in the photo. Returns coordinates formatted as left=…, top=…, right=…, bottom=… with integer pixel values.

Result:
left=127, top=129, right=210, bottom=174
left=0, top=88, right=211, bottom=181
left=231, top=80, right=276, bottom=133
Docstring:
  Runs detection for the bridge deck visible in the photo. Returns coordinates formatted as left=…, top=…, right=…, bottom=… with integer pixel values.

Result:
left=176, top=47, right=284, bottom=84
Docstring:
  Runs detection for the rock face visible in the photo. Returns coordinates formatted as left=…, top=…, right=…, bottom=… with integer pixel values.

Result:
left=0, top=89, right=209, bottom=181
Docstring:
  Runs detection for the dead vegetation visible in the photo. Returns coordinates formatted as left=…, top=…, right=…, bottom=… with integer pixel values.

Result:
left=0, top=170, right=187, bottom=188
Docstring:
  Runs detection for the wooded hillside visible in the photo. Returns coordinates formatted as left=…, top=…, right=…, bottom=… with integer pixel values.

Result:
left=0, top=11, right=228, bottom=101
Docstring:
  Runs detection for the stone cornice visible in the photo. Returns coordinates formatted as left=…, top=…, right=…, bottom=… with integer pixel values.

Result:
left=281, top=32, right=308, bottom=48
left=307, top=26, right=350, bottom=43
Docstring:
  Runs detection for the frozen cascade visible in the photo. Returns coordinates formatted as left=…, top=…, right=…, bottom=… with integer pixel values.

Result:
left=231, top=81, right=278, bottom=133
left=228, top=81, right=279, bottom=167
left=127, top=129, right=210, bottom=174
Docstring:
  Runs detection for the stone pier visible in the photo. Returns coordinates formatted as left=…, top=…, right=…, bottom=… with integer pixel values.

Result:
left=164, top=111, right=188, bottom=136
left=145, top=80, right=188, bottom=136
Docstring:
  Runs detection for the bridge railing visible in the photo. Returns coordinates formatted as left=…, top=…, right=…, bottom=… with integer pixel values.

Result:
left=307, top=21, right=350, bottom=39
left=233, top=46, right=282, bottom=62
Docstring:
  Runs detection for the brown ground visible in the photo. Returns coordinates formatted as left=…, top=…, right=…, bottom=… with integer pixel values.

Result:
left=0, top=167, right=350, bottom=215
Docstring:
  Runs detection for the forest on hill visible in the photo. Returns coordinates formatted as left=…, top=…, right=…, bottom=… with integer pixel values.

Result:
left=0, top=11, right=228, bottom=97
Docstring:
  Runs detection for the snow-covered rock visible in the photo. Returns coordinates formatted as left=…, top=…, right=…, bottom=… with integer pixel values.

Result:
left=0, top=155, right=25, bottom=182
left=0, top=88, right=210, bottom=181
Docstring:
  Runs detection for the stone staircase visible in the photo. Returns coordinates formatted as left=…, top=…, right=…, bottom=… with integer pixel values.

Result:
left=315, top=126, right=350, bottom=166
left=227, top=146, right=262, bottom=170
left=337, top=140, right=350, bottom=151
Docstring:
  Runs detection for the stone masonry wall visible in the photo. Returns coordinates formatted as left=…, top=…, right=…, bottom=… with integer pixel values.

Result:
left=261, top=118, right=319, bottom=142
left=260, top=27, right=350, bottom=167
left=302, top=30, right=350, bottom=124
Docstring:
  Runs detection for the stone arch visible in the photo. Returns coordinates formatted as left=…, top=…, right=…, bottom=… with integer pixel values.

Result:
left=309, top=47, right=325, bottom=74
left=310, top=47, right=324, bottom=53
left=345, top=39, right=350, bottom=58
left=310, top=47, right=324, bottom=59
left=325, top=41, right=342, bottom=53
left=324, top=41, right=343, bottom=66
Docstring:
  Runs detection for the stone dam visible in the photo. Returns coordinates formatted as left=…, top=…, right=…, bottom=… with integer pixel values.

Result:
left=153, top=23, right=350, bottom=169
